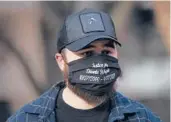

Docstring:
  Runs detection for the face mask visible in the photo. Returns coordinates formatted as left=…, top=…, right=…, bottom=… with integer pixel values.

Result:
left=67, top=54, right=121, bottom=96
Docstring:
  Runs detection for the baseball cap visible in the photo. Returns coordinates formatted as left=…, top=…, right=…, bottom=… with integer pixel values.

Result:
left=57, top=8, right=121, bottom=53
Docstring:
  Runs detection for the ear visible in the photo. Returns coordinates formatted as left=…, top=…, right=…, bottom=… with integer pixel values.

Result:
left=55, top=53, right=65, bottom=72
left=115, top=48, right=118, bottom=59
left=113, top=43, right=119, bottom=59
left=110, top=47, right=118, bottom=59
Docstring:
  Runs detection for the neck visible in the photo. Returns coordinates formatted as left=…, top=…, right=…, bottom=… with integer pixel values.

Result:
left=62, top=86, right=98, bottom=110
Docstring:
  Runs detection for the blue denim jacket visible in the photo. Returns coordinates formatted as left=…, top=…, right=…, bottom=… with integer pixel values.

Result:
left=7, top=82, right=162, bottom=122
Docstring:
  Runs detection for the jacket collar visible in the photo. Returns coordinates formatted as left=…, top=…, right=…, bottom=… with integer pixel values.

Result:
left=22, top=82, right=138, bottom=121
left=108, top=92, right=138, bottom=122
left=22, top=82, right=64, bottom=120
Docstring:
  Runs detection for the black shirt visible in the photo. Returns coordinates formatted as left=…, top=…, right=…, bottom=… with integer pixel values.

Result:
left=55, top=88, right=111, bottom=122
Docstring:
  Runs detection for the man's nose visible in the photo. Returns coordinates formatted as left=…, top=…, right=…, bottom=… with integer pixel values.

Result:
left=95, top=48, right=103, bottom=54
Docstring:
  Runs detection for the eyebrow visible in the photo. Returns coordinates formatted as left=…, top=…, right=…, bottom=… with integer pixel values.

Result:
left=81, top=41, right=115, bottom=50
left=104, top=41, right=115, bottom=48
left=82, top=45, right=94, bottom=49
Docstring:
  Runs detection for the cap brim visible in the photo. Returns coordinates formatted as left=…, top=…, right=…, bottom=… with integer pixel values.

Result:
left=66, top=35, right=121, bottom=52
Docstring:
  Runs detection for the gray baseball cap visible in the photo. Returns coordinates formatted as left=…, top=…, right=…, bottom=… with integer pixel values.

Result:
left=57, top=8, right=121, bottom=52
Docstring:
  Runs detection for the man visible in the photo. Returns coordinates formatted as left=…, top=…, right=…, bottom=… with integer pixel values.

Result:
left=7, top=8, right=162, bottom=122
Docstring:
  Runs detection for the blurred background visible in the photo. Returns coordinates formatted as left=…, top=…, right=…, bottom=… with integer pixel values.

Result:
left=0, top=1, right=170, bottom=122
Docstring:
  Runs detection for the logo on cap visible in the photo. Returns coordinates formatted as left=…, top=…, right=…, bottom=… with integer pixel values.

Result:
left=88, top=17, right=97, bottom=24
left=80, top=13, right=105, bottom=33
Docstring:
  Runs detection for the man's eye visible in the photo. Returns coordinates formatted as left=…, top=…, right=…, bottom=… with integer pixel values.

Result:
left=81, top=51, right=94, bottom=57
left=102, top=50, right=111, bottom=55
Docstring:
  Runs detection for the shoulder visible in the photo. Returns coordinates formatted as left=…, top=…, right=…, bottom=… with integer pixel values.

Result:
left=6, top=94, right=50, bottom=122
left=6, top=82, right=63, bottom=122
left=6, top=108, right=39, bottom=122
left=133, top=100, right=162, bottom=122
left=112, top=92, right=162, bottom=122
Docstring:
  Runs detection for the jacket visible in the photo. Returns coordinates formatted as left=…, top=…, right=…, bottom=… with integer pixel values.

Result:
left=7, top=82, right=162, bottom=122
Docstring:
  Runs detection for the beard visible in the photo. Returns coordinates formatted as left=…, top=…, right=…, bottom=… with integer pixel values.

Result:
left=62, top=61, right=116, bottom=105
left=67, top=80, right=115, bottom=105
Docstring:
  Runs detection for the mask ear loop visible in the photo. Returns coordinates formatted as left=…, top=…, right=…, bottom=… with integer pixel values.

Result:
left=60, top=51, right=74, bottom=85
left=60, top=50, right=69, bottom=65
left=59, top=50, right=69, bottom=81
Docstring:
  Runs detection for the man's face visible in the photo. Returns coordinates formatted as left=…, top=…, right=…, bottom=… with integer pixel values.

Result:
left=55, top=40, right=118, bottom=104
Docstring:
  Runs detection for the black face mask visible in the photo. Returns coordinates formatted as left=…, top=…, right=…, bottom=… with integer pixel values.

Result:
left=67, top=54, right=121, bottom=96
